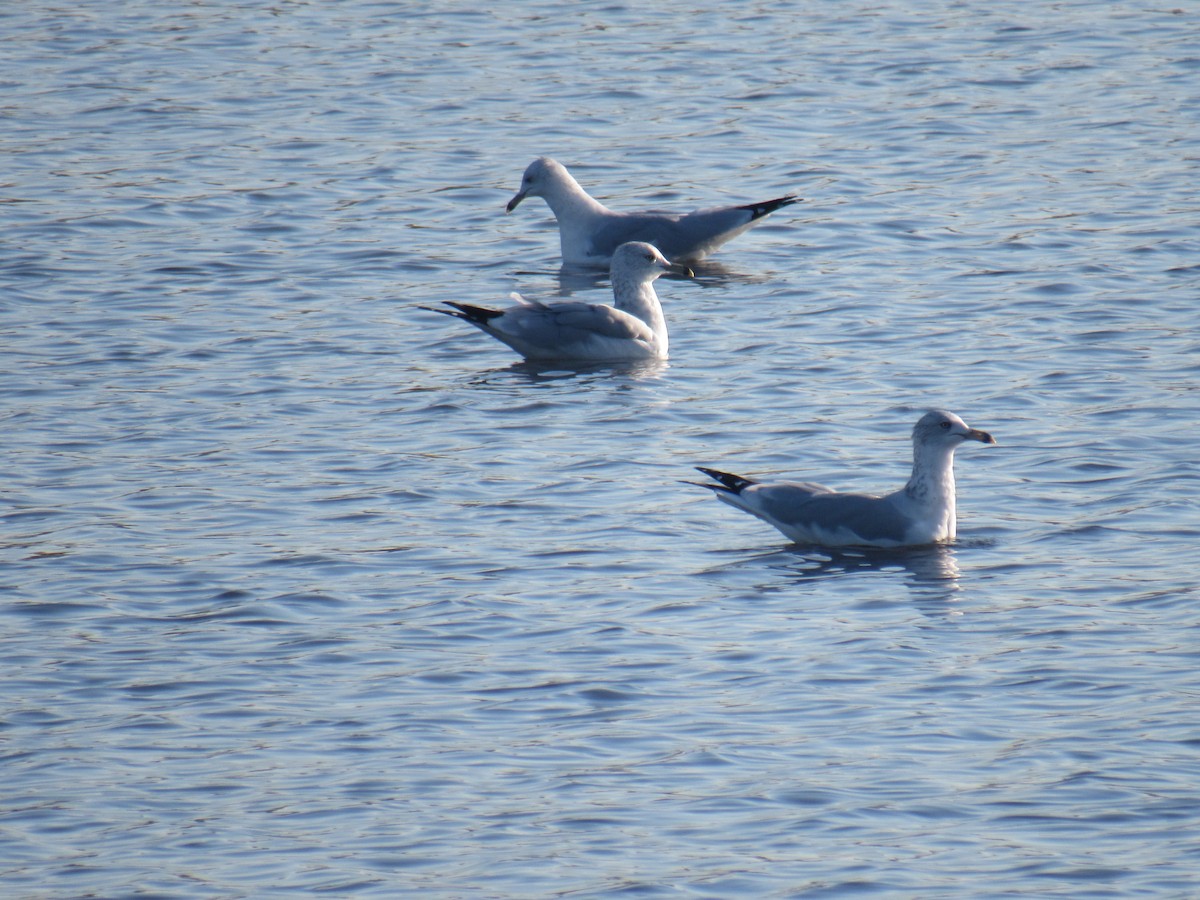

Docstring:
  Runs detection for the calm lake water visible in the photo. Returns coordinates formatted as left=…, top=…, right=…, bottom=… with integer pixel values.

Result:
left=3, top=1, right=1199, bottom=896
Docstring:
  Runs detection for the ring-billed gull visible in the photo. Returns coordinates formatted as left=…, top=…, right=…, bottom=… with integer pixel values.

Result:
left=506, top=157, right=800, bottom=266
left=693, top=410, right=996, bottom=548
left=425, top=241, right=690, bottom=361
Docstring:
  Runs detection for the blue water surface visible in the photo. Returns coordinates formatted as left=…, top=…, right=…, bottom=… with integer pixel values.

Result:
left=3, top=1, right=1199, bottom=896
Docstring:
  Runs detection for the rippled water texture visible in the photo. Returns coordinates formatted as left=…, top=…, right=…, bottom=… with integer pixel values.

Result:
left=3, top=1, right=1200, bottom=896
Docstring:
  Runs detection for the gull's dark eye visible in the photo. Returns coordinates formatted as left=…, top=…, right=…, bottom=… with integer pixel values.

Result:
left=939, top=420, right=951, bottom=429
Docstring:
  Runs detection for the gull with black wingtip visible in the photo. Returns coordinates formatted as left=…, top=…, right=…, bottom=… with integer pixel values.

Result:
left=424, top=241, right=690, bottom=362
left=693, top=410, right=996, bottom=548
left=507, top=156, right=799, bottom=266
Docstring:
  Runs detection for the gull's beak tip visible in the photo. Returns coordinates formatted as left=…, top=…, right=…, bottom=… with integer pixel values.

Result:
left=971, top=428, right=997, bottom=445
left=665, top=258, right=694, bottom=278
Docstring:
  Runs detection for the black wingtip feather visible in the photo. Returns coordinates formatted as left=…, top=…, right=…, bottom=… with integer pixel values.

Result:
left=740, top=194, right=801, bottom=220
left=695, top=467, right=757, bottom=494
left=441, top=301, right=505, bottom=324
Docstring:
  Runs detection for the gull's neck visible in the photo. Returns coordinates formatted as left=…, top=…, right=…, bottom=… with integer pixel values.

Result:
left=903, top=441, right=959, bottom=540
left=612, top=273, right=667, bottom=352
left=542, top=167, right=611, bottom=221
left=541, top=168, right=611, bottom=263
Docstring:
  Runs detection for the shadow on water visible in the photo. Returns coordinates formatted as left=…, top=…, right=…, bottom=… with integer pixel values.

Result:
left=675, top=259, right=776, bottom=289
left=466, top=357, right=669, bottom=387
left=506, top=260, right=771, bottom=299
left=704, top=543, right=968, bottom=614
left=505, top=267, right=608, bottom=298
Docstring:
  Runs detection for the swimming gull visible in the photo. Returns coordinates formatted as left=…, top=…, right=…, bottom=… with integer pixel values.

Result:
left=425, top=241, right=690, bottom=361
left=693, top=410, right=996, bottom=548
left=506, top=156, right=800, bottom=266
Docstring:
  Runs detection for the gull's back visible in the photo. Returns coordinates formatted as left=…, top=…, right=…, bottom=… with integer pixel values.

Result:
left=723, top=482, right=915, bottom=547
left=589, top=201, right=794, bottom=263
